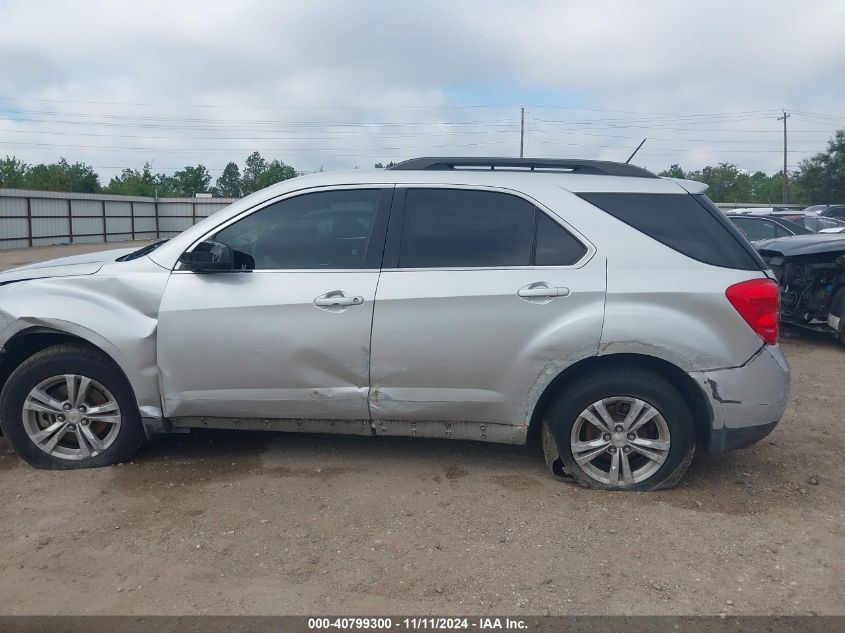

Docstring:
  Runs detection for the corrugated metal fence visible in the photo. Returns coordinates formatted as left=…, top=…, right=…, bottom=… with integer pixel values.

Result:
left=0, top=189, right=237, bottom=249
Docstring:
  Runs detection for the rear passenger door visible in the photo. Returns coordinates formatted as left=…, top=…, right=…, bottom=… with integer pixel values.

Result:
left=368, top=187, right=606, bottom=441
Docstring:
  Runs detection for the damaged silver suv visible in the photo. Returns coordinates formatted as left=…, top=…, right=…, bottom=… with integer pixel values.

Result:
left=0, top=157, right=790, bottom=490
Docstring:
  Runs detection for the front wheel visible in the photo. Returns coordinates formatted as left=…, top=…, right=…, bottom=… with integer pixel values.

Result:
left=542, top=368, right=695, bottom=491
left=0, top=343, right=144, bottom=469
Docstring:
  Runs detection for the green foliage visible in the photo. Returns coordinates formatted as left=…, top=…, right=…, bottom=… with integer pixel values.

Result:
left=241, top=151, right=296, bottom=195
left=16, top=158, right=101, bottom=193
left=105, top=163, right=159, bottom=197
left=172, top=164, right=212, bottom=197
left=792, top=130, right=845, bottom=204
left=216, top=162, right=242, bottom=197
left=0, top=152, right=298, bottom=198
left=657, top=128, right=845, bottom=205
left=0, top=156, right=28, bottom=188
left=240, top=151, right=268, bottom=195
left=659, top=164, right=686, bottom=179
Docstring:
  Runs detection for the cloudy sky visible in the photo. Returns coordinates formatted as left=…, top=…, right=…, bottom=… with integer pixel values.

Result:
left=1, top=0, right=844, bottom=182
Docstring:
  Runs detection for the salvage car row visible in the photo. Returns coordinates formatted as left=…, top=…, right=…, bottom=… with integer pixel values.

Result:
left=726, top=206, right=845, bottom=344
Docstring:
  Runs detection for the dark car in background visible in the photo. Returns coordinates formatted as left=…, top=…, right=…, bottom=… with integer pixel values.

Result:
left=728, top=214, right=813, bottom=241
left=755, top=234, right=845, bottom=344
left=728, top=213, right=845, bottom=242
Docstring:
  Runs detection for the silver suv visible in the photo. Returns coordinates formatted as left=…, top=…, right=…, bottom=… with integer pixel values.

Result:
left=0, top=158, right=790, bottom=491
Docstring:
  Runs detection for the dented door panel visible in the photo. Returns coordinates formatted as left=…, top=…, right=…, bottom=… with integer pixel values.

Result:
left=157, top=270, right=378, bottom=419
left=368, top=256, right=607, bottom=430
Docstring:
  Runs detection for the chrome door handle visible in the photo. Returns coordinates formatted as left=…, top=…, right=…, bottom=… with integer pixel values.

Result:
left=314, top=291, right=364, bottom=308
left=518, top=283, right=570, bottom=298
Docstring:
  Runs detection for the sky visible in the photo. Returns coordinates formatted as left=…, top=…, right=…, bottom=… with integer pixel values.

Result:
left=1, top=0, right=844, bottom=183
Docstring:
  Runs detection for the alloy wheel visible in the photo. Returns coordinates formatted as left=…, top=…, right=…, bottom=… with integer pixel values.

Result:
left=570, top=396, right=671, bottom=487
left=22, top=374, right=122, bottom=460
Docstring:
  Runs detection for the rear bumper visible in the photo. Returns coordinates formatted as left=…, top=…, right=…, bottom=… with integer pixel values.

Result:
left=690, top=345, right=790, bottom=454
left=708, top=419, right=778, bottom=452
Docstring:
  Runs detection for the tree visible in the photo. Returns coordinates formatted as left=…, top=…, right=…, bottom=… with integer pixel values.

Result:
left=258, top=159, right=296, bottom=189
left=172, top=164, right=212, bottom=197
left=22, top=158, right=100, bottom=192
left=105, top=162, right=159, bottom=197
left=240, top=152, right=296, bottom=194
left=658, top=164, right=686, bottom=179
left=792, top=129, right=845, bottom=204
left=216, top=162, right=242, bottom=197
left=749, top=171, right=783, bottom=204
left=154, top=173, right=180, bottom=197
left=241, top=151, right=268, bottom=195
left=0, top=156, right=28, bottom=188
left=675, top=162, right=752, bottom=203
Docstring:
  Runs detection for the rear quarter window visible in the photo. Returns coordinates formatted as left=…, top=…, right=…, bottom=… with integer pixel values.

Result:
left=578, top=192, right=764, bottom=271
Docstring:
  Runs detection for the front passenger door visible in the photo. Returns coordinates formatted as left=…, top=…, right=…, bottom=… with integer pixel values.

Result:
left=157, top=186, right=391, bottom=423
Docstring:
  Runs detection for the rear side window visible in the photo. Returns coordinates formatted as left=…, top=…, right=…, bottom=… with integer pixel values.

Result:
left=399, top=189, right=535, bottom=267
left=397, top=189, right=588, bottom=268
left=535, top=212, right=587, bottom=265
left=578, top=192, right=764, bottom=270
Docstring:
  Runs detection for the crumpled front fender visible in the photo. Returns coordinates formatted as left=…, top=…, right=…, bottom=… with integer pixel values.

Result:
left=0, top=257, right=169, bottom=422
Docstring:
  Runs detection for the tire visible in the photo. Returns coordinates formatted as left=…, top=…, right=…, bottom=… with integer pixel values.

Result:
left=542, top=367, right=695, bottom=491
left=0, top=343, right=144, bottom=469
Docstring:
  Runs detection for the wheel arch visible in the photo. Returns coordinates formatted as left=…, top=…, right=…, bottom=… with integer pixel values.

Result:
left=528, top=352, right=712, bottom=448
left=0, top=327, right=139, bottom=413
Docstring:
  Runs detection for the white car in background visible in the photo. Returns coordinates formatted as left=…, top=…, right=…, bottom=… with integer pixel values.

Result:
left=725, top=207, right=795, bottom=216
left=728, top=208, right=845, bottom=234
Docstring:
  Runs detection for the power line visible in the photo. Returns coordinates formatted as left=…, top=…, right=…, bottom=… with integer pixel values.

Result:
left=0, top=97, right=791, bottom=120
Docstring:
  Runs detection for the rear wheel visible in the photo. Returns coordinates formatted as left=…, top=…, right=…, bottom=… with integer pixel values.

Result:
left=0, top=344, right=144, bottom=469
left=542, top=367, right=695, bottom=491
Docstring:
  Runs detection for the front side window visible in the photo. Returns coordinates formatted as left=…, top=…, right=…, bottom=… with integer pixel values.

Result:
left=398, top=189, right=536, bottom=268
left=214, top=189, right=381, bottom=269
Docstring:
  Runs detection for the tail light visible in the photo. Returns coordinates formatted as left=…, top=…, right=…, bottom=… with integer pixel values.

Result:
left=725, top=278, right=780, bottom=345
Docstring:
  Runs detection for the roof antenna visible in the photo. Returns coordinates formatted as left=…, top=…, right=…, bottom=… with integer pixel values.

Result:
left=625, top=138, right=647, bottom=164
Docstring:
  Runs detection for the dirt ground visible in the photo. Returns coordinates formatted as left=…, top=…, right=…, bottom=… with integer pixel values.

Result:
left=0, top=242, right=842, bottom=616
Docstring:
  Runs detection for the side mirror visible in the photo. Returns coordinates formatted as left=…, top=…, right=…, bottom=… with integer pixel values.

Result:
left=179, top=240, right=236, bottom=272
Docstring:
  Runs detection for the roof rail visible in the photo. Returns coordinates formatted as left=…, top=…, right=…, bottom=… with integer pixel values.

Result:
left=388, top=157, right=658, bottom=178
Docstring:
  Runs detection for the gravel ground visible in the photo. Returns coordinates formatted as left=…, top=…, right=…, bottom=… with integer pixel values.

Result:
left=0, top=242, right=842, bottom=615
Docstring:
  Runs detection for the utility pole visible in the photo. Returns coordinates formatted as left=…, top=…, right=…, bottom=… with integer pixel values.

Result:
left=777, top=110, right=790, bottom=203
left=520, top=107, right=525, bottom=158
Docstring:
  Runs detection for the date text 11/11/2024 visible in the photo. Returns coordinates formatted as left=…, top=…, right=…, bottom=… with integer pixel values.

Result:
left=307, top=617, right=528, bottom=630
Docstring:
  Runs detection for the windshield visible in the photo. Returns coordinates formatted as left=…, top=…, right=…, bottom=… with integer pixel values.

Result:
left=115, top=239, right=170, bottom=262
